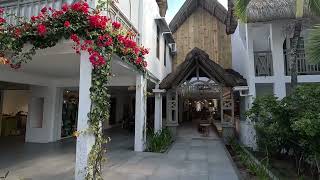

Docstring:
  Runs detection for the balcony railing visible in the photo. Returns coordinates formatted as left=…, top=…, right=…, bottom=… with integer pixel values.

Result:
left=0, top=0, right=140, bottom=43
left=106, top=3, right=140, bottom=43
left=0, top=0, right=74, bottom=24
left=254, top=51, right=273, bottom=76
left=284, top=49, right=320, bottom=75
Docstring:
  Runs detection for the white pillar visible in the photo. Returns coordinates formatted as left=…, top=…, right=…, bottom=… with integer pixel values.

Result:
left=245, top=24, right=257, bottom=107
left=135, top=74, right=147, bottom=152
left=153, top=89, right=165, bottom=133
left=270, top=23, right=286, bottom=99
left=75, top=52, right=95, bottom=180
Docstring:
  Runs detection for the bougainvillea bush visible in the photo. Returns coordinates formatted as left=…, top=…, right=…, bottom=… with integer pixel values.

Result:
left=0, top=1, right=149, bottom=179
left=0, top=0, right=149, bottom=69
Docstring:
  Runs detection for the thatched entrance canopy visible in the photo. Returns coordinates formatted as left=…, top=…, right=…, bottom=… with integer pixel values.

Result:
left=159, top=48, right=247, bottom=90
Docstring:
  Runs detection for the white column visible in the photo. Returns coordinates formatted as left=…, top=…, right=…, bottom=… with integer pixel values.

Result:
left=135, top=74, right=147, bottom=152
left=75, top=52, right=95, bottom=180
left=153, top=89, right=165, bottom=133
left=270, top=23, right=286, bottom=99
left=245, top=24, right=256, bottom=107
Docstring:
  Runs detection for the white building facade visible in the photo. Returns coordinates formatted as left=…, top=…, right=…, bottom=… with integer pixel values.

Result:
left=232, top=20, right=320, bottom=147
left=0, top=0, right=174, bottom=178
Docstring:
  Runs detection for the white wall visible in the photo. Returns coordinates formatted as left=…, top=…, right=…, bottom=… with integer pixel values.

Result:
left=231, top=25, right=248, bottom=79
left=1, top=90, right=30, bottom=115
left=115, top=0, right=139, bottom=29
left=25, top=86, right=63, bottom=143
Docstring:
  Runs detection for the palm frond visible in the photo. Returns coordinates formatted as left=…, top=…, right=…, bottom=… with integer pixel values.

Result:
left=235, top=0, right=251, bottom=22
left=306, top=24, right=320, bottom=63
left=309, top=0, right=320, bottom=16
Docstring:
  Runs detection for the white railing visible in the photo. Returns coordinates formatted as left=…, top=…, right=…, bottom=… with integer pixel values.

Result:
left=107, top=3, right=140, bottom=44
left=0, top=0, right=74, bottom=24
left=284, top=49, right=320, bottom=75
left=0, top=0, right=140, bottom=43
left=254, top=51, right=273, bottom=76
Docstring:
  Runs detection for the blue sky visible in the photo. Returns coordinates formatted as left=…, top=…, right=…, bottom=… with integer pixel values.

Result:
left=166, top=0, right=228, bottom=23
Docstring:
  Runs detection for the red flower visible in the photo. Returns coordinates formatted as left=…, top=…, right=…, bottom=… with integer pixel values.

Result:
left=70, top=34, right=80, bottom=44
left=14, top=28, right=21, bottom=37
left=112, top=21, right=121, bottom=29
left=141, top=47, right=149, bottom=55
left=64, top=21, right=71, bottom=28
left=41, top=7, right=47, bottom=13
left=62, top=3, right=69, bottom=12
left=71, top=1, right=89, bottom=14
left=31, top=16, right=37, bottom=22
left=0, top=18, right=6, bottom=25
left=0, top=8, right=4, bottom=15
left=52, top=10, right=64, bottom=18
left=135, top=57, right=142, bottom=64
left=37, top=24, right=47, bottom=35
left=142, top=61, right=148, bottom=68
left=88, top=15, right=109, bottom=29
left=89, top=51, right=106, bottom=67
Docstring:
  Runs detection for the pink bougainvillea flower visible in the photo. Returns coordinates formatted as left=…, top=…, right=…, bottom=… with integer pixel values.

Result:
left=0, top=8, right=4, bottom=15
left=135, top=57, right=142, bottom=65
left=112, top=21, right=121, bottom=29
left=140, top=47, right=149, bottom=55
left=64, top=21, right=71, bottom=28
left=37, top=24, right=47, bottom=35
left=14, top=28, right=21, bottom=37
left=71, top=1, right=89, bottom=14
left=0, top=18, right=6, bottom=25
left=41, top=7, right=47, bottom=13
left=61, top=3, right=69, bottom=12
left=70, top=34, right=80, bottom=44
left=89, top=51, right=106, bottom=67
left=31, top=16, right=37, bottom=22
left=88, top=15, right=109, bottom=29
left=142, top=61, right=148, bottom=68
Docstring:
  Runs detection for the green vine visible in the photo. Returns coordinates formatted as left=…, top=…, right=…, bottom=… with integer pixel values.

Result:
left=0, top=1, right=149, bottom=179
left=86, top=60, right=111, bottom=179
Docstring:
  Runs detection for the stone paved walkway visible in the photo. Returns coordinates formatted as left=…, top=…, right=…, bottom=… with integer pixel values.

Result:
left=0, top=124, right=239, bottom=180
left=103, top=124, right=239, bottom=180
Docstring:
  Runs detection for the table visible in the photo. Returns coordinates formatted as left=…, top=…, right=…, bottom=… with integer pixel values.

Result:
left=199, top=123, right=211, bottom=137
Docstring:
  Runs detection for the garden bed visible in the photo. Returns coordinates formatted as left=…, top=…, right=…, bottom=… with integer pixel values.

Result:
left=250, top=150, right=315, bottom=180
left=226, top=141, right=275, bottom=180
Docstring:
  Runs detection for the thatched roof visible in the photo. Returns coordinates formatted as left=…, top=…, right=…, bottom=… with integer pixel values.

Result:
left=169, top=0, right=228, bottom=33
left=226, top=0, right=238, bottom=35
left=246, top=0, right=314, bottom=23
left=159, top=48, right=247, bottom=89
left=156, top=0, right=168, bottom=17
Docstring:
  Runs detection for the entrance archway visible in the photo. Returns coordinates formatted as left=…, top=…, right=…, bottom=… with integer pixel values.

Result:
left=159, top=48, right=247, bottom=138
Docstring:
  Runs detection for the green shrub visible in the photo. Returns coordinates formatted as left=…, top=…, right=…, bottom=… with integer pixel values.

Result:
left=247, top=84, right=320, bottom=176
left=146, top=128, right=173, bottom=153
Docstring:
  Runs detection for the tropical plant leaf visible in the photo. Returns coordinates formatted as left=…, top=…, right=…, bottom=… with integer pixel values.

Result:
left=309, top=0, right=320, bottom=16
left=235, top=0, right=251, bottom=22
left=306, top=24, right=320, bottom=63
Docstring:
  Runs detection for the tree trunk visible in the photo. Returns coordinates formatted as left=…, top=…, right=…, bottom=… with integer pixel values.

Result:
left=289, top=20, right=302, bottom=90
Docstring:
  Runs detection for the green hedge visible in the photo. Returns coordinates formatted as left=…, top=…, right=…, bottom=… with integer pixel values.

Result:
left=247, top=84, right=320, bottom=176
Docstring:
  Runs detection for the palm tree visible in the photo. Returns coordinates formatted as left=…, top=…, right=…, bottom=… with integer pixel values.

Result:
left=234, top=0, right=320, bottom=89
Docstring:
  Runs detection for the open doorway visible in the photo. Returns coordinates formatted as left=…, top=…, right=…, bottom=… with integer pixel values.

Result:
left=0, top=82, right=30, bottom=141
left=61, top=89, right=79, bottom=138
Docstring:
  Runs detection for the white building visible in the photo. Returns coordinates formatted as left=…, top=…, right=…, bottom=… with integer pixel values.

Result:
left=0, top=0, right=174, bottom=178
left=230, top=0, right=320, bottom=147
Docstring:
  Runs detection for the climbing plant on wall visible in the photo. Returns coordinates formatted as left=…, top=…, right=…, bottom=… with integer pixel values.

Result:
left=0, top=1, right=149, bottom=179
